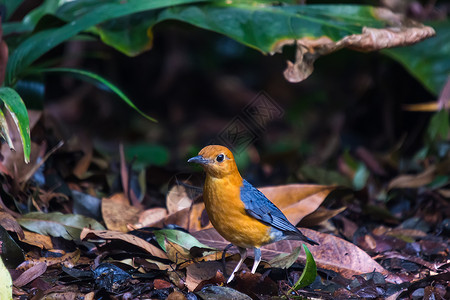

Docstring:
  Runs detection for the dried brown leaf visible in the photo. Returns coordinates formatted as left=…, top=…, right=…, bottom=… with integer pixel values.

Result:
left=0, top=211, right=24, bottom=239
left=167, top=185, right=193, bottom=215
left=13, top=262, right=47, bottom=287
left=185, top=261, right=224, bottom=292
left=101, top=193, right=141, bottom=232
left=259, top=184, right=336, bottom=225
left=80, top=228, right=168, bottom=260
left=135, top=207, right=168, bottom=228
left=17, top=249, right=80, bottom=271
left=18, top=230, right=53, bottom=250
left=279, top=8, right=435, bottom=83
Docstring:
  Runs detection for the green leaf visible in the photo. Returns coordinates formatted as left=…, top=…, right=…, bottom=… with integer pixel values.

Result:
left=87, top=3, right=388, bottom=56
left=1, top=0, right=24, bottom=20
left=125, top=143, right=169, bottom=167
left=0, top=257, right=13, bottom=300
left=353, top=163, right=369, bottom=191
left=427, top=110, right=449, bottom=141
left=41, top=68, right=157, bottom=122
left=18, top=212, right=105, bottom=240
left=0, top=87, right=31, bottom=163
left=5, top=0, right=206, bottom=84
left=383, top=20, right=450, bottom=95
left=290, top=244, right=317, bottom=291
left=268, top=246, right=301, bottom=269
left=153, top=229, right=215, bottom=252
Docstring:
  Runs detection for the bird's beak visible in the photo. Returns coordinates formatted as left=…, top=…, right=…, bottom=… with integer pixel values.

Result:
left=188, top=155, right=209, bottom=165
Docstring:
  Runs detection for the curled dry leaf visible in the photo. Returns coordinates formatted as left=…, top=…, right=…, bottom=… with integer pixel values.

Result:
left=278, top=8, right=435, bottom=83
left=192, top=228, right=403, bottom=284
left=102, top=193, right=141, bottom=232
left=388, top=164, right=443, bottom=190
left=80, top=228, right=168, bottom=260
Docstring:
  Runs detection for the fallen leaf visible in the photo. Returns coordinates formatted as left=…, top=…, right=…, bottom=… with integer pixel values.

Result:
left=0, top=256, right=13, bottom=300
left=167, top=185, right=193, bottom=214
left=298, top=206, right=347, bottom=227
left=102, top=193, right=141, bottom=232
left=17, top=249, right=80, bottom=271
left=259, top=184, right=336, bottom=225
left=0, top=211, right=24, bottom=239
left=18, top=231, right=53, bottom=250
left=136, top=207, right=168, bottom=228
left=192, top=228, right=402, bottom=283
left=196, top=285, right=252, bottom=300
left=18, top=212, right=104, bottom=240
left=185, top=261, right=224, bottom=291
left=165, top=239, right=191, bottom=264
left=268, top=246, right=301, bottom=269
left=80, top=228, right=168, bottom=260
left=388, top=165, right=437, bottom=190
left=13, top=262, right=47, bottom=287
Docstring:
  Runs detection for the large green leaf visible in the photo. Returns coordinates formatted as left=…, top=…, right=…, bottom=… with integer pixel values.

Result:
left=41, top=68, right=156, bottom=122
left=383, top=20, right=450, bottom=96
left=18, top=212, right=105, bottom=240
left=5, top=0, right=206, bottom=84
left=0, top=87, right=30, bottom=163
left=84, top=3, right=387, bottom=56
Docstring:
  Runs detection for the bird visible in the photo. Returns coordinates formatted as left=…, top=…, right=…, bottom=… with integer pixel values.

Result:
left=188, top=145, right=318, bottom=283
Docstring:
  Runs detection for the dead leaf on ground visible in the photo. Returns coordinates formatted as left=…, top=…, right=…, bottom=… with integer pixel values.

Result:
left=13, top=262, right=47, bottom=287
left=80, top=228, right=168, bottom=260
left=185, top=261, right=224, bottom=291
left=298, top=206, right=347, bottom=227
left=259, top=184, right=337, bottom=225
left=387, top=163, right=449, bottom=190
left=135, top=207, right=168, bottom=228
left=18, top=230, right=53, bottom=250
left=0, top=211, right=24, bottom=239
left=102, top=193, right=141, bottom=232
left=277, top=8, right=435, bottom=83
left=192, top=228, right=403, bottom=284
left=167, top=185, right=194, bottom=214
left=17, top=249, right=80, bottom=271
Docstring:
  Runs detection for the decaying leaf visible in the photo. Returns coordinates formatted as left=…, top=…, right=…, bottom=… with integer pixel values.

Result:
left=0, top=211, right=24, bottom=239
left=136, top=207, right=168, bottom=228
left=18, top=231, right=53, bottom=250
left=17, top=249, right=80, bottom=271
left=268, top=246, right=301, bottom=269
left=18, top=212, right=104, bottom=240
left=167, top=185, right=193, bottom=215
left=259, top=184, right=337, bottom=226
left=185, top=261, right=224, bottom=292
left=101, top=193, right=141, bottom=232
left=80, top=228, right=168, bottom=260
left=278, top=8, right=435, bottom=83
left=13, top=262, right=47, bottom=288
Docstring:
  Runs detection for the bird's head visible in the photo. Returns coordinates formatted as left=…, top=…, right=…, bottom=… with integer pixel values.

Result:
left=188, top=145, right=240, bottom=178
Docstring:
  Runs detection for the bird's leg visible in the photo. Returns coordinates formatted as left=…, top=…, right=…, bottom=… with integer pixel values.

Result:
left=227, top=247, right=247, bottom=283
left=251, top=247, right=261, bottom=274
left=221, top=243, right=234, bottom=277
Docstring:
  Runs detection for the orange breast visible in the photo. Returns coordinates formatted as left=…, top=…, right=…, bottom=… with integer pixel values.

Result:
left=203, top=176, right=272, bottom=248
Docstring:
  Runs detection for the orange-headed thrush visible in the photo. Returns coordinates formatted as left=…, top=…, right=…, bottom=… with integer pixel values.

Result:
left=188, top=145, right=318, bottom=282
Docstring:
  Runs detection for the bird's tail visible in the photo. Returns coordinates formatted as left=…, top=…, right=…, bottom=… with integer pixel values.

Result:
left=287, top=230, right=319, bottom=246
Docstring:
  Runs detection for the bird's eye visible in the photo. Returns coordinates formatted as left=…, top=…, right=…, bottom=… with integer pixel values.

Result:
left=216, top=154, right=224, bottom=162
